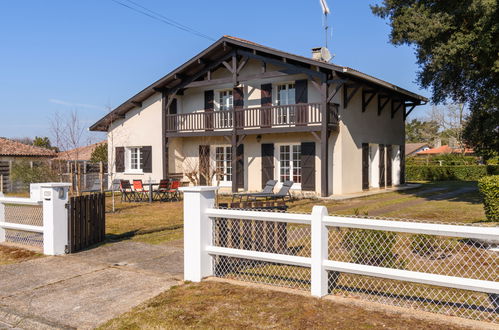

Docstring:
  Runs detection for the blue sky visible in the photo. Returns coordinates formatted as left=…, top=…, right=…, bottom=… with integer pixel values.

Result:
left=0, top=0, right=430, bottom=146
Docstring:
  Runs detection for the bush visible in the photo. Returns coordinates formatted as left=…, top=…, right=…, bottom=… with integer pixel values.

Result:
left=478, top=175, right=499, bottom=222
left=10, top=160, right=58, bottom=191
left=406, top=165, right=499, bottom=181
left=342, top=229, right=401, bottom=268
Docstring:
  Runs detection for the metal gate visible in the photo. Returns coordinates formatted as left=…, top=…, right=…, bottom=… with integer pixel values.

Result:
left=67, top=193, right=105, bottom=253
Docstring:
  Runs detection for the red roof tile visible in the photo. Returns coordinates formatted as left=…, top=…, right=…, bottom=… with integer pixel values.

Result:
left=0, top=137, right=56, bottom=157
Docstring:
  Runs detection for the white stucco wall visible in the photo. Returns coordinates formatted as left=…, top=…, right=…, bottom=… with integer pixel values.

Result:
left=107, top=92, right=164, bottom=182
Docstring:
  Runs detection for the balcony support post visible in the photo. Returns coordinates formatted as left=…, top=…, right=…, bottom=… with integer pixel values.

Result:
left=320, top=82, right=329, bottom=197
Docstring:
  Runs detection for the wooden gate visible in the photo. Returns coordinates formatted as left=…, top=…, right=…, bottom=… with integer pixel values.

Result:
left=67, top=193, right=105, bottom=253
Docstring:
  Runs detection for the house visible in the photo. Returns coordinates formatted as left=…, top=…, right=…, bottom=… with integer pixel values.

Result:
left=416, top=145, right=475, bottom=156
left=89, top=36, right=427, bottom=196
left=0, top=137, right=56, bottom=192
left=55, top=141, right=106, bottom=162
left=405, top=143, right=430, bottom=157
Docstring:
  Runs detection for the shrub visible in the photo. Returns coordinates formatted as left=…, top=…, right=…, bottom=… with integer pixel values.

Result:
left=10, top=160, right=58, bottom=191
left=478, top=175, right=499, bottom=222
left=406, top=165, right=499, bottom=181
left=342, top=229, right=401, bottom=268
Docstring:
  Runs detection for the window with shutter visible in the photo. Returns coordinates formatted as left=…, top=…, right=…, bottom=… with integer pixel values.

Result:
left=260, top=83, right=272, bottom=128
left=295, top=79, right=308, bottom=125
left=199, top=145, right=210, bottom=185
left=141, top=146, right=152, bottom=173
left=379, top=144, right=385, bottom=188
left=386, top=145, right=392, bottom=187
left=204, top=90, right=214, bottom=130
left=362, top=143, right=369, bottom=190
left=115, top=147, right=124, bottom=173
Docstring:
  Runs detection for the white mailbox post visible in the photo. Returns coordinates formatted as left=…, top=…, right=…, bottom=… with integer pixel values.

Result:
left=40, top=183, right=71, bottom=255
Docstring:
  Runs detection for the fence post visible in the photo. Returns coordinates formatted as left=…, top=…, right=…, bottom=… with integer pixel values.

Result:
left=0, top=192, right=4, bottom=243
left=41, top=183, right=71, bottom=255
left=179, top=186, right=218, bottom=282
left=311, top=205, right=328, bottom=297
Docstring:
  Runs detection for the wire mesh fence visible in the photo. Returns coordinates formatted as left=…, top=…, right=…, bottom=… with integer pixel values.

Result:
left=3, top=204, right=44, bottom=250
left=210, top=207, right=499, bottom=323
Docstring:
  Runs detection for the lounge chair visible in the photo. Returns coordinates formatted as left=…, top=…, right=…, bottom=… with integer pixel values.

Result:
left=132, top=179, right=148, bottom=202
left=154, top=179, right=171, bottom=202
left=246, top=180, right=294, bottom=201
left=120, top=180, right=135, bottom=202
left=232, top=180, right=277, bottom=202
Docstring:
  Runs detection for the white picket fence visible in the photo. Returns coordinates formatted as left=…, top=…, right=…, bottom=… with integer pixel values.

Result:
left=181, top=186, right=499, bottom=322
left=0, top=183, right=71, bottom=255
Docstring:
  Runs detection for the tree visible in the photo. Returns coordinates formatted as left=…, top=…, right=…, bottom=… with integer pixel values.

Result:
left=90, top=143, right=108, bottom=163
left=405, top=118, right=439, bottom=145
left=371, top=1, right=499, bottom=155
left=426, top=104, right=467, bottom=149
left=462, top=106, right=499, bottom=160
left=32, top=136, right=53, bottom=150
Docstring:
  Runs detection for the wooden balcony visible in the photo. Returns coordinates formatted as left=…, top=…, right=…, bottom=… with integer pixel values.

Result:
left=165, top=103, right=339, bottom=137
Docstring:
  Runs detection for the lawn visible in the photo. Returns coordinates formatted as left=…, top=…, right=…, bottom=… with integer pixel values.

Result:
left=99, top=281, right=468, bottom=330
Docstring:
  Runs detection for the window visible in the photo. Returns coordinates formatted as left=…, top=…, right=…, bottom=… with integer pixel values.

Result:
left=126, top=147, right=142, bottom=172
left=215, top=146, right=232, bottom=183
left=218, top=90, right=233, bottom=111
left=278, top=144, right=301, bottom=183
left=277, top=83, right=295, bottom=105
left=276, top=83, right=296, bottom=123
left=217, top=90, right=233, bottom=128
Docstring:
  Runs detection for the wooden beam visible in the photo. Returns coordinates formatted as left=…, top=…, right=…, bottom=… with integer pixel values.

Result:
left=232, top=55, right=237, bottom=85
left=320, top=82, right=329, bottom=197
left=197, top=58, right=205, bottom=65
left=391, top=100, right=404, bottom=118
left=236, top=56, right=249, bottom=74
left=131, top=101, right=142, bottom=107
left=377, top=95, right=390, bottom=116
left=173, top=73, right=184, bottom=80
left=311, top=131, right=321, bottom=142
left=361, top=89, right=377, bottom=112
left=222, top=60, right=234, bottom=73
left=236, top=135, right=246, bottom=147
left=328, top=82, right=344, bottom=103
left=343, top=84, right=360, bottom=109
left=238, top=49, right=326, bottom=81
left=404, top=103, right=417, bottom=120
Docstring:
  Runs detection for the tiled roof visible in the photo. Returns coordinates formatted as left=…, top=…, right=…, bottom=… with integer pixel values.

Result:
left=55, top=141, right=106, bottom=161
left=0, top=137, right=56, bottom=157
left=405, top=143, right=429, bottom=156
left=416, top=145, right=474, bottom=155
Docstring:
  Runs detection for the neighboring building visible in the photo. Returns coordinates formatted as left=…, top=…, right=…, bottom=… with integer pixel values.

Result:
left=0, top=137, right=56, bottom=192
left=55, top=141, right=106, bottom=162
left=416, top=145, right=475, bottom=156
left=90, top=36, right=427, bottom=196
left=405, top=143, right=430, bottom=157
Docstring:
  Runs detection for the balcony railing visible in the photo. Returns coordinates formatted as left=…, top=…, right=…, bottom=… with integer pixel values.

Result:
left=166, top=103, right=339, bottom=134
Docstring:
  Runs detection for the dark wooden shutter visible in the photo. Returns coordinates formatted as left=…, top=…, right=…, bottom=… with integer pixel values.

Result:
left=236, top=144, right=244, bottom=189
left=233, top=87, right=244, bottom=128
left=169, top=98, right=177, bottom=114
left=386, top=145, right=392, bottom=187
left=199, top=145, right=210, bottom=185
left=141, top=146, right=152, bottom=173
left=379, top=144, right=385, bottom=188
left=301, top=142, right=315, bottom=191
left=362, top=143, right=369, bottom=190
left=261, top=143, right=274, bottom=188
left=400, top=145, right=406, bottom=184
left=295, top=79, right=308, bottom=126
left=204, top=90, right=214, bottom=130
left=261, top=83, right=272, bottom=128
left=115, top=147, right=124, bottom=173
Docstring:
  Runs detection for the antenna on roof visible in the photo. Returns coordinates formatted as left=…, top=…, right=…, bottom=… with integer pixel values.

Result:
left=319, top=0, right=331, bottom=48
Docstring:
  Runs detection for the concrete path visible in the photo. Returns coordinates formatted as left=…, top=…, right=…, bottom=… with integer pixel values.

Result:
left=0, top=241, right=183, bottom=329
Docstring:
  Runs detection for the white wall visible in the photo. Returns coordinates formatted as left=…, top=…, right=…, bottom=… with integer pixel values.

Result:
left=107, top=92, right=164, bottom=182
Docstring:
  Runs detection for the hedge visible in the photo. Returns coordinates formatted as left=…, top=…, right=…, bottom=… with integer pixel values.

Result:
left=478, top=175, right=499, bottom=222
left=406, top=165, right=499, bottom=181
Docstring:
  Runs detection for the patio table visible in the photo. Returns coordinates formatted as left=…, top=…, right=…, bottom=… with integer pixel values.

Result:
left=144, top=181, right=159, bottom=203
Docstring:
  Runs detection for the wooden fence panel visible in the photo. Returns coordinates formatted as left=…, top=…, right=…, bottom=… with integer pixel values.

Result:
left=68, top=193, right=105, bottom=253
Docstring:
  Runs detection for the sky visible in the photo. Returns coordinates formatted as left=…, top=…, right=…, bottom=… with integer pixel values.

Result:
left=0, top=0, right=431, bottom=147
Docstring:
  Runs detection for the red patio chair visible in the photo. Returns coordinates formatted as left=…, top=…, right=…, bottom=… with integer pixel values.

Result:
left=167, top=179, right=181, bottom=201
left=154, top=179, right=171, bottom=202
left=133, top=179, right=148, bottom=202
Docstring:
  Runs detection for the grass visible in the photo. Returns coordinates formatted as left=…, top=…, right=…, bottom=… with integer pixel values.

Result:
left=0, top=244, right=42, bottom=265
left=99, top=281, right=466, bottom=330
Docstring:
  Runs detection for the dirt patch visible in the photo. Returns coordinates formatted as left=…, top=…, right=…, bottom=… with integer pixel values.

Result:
left=0, top=245, right=42, bottom=265
left=99, top=281, right=471, bottom=330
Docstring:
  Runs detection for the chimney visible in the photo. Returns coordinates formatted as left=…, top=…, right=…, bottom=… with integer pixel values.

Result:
left=433, top=138, right=441, bottom=148
left=312, top=47, right=323, bottom=61
left=311, top=47, right=332, bottom=62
